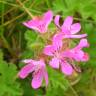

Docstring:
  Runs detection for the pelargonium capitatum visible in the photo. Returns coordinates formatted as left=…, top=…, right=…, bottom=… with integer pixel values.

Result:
left=18, top=10, right=89, bottom=89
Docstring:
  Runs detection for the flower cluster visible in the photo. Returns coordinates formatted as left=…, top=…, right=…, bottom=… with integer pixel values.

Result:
left=18, top=10, right=89, bottom=89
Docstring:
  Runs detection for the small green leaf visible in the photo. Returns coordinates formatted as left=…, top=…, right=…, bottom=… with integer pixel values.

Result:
left=25, top=30, right=37, bottom=43
left=0, top=60, right=22, bottom=96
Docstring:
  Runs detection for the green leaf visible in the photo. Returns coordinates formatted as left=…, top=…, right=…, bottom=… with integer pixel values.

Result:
left=25, top=30, right=37, bottom=43
left=52, top=0, right=78, bottom=16
left=46, top=67, right=69, bottom=96
left=0, top=59, right=22, bottom=96
left=79, top=3, right=96, bottom=19
left=24, top=30, right=44, bottom=54
left=20, top=79, right=44, bottom=96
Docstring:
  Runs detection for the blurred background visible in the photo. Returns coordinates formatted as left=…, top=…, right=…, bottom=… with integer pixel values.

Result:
left=0, top=0, right=96, bottom=96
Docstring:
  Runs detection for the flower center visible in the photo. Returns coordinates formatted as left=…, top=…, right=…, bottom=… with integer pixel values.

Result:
left=54, top=50, right=61, bottom=59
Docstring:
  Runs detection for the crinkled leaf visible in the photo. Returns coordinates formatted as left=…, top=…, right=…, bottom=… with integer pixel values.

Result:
left=0, top=60, right=22, bottom=96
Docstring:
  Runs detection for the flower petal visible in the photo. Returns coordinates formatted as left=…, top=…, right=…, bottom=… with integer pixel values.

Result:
left=81, top=53, right=89, bottom=62
left=54, top=15, right=60, bottom=28
left=23, top=19, right=41, bottom=32
left=49, top=57, right=60, bottom=68
left=61, top=61, right=73, bottom=75
left=43, top=45, right=54, bottom=56
left=62, top=28, right=70, bottom=35
left=43, top=68, right=48, bottom=87
left=74, top=51, right=89, bottom=62
left=32, top=70, right=43, bottom=89
left=64, top=34, right=87, bottom=38
left=23, top=20, right=35, bottom=29
left=72, top=50, right=85, bottom=61
left=22, top=59, right=33, bottom=64
left=43, top=10, right=53, bottom=25
left=70, top=23, right=81, bottom=34
left=62, top=16, right=73, bottom=30
left=18, top=63, right=34, bottom=79
left=52, top=33, right=63, bottom=49
left=61, top=51, right=73, bottom=58
left=63, top=48, right=88, bottom=62
left=41, top=10, right=53, bottom=33
left=23, top=11, right=53, bottom=33
left=76, top=39, right=89, bottom=49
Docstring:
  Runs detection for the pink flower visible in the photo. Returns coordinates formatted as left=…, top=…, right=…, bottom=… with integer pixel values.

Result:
left=54, top=15, right=87, bottom=38
left=18, top=59, right=48, bottom=89
left=23, top=10, right=53, bottom=33
left=63, top=39, right=89, bottom=62
left=43, top=35, right=73, bottom=75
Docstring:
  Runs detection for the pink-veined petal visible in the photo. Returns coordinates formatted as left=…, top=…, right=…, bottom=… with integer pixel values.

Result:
left=61, top=51, right=73, bottom=58
left=69, top=48, right=89, bottom=62
left=75, top=51, right=89, bottom=62
left=80, top=39, right=89, bottom=47
left=43, top=10, right=53, bottom=25
left=23, top=19, right=42, bottom=32
left=18, top=63, right=34, bottom=79
left=42, top=10, right=53, bottom=33
left=23, top=11, right=53, bottom=33
left=54, top=15, right=60, bottom=28
left=61, top=61, right=73, bottom=75
left=81, top=53, right=89, bottom=62
left=62, top=28, right=70, bottom=35
left=63, top=34, right=87, bottom=38
left=32, top=59, right=45, bottom=67
left=70, top=23, right=81, bottom=34
left=75, top=39, right=89, bottom=50
left=64, top=47, right=85, bottom=62
left=39, top=59, right=46, bottom=67
left=23, top=21, right=33, bottom=29
left=43, top=68, right=48, bottom=87
left=49, top=57, right=60, bottom=68
left=52, top=33, right=63, bottom=49
left=43, top=45, right=54, bottom=56
left=62, top=16, right=73, bottom=30
left=72, top=50, right=85, bottom=61
left=63, top=48, right=88, bottom=62
left=32, top=69, right=43, bottom=89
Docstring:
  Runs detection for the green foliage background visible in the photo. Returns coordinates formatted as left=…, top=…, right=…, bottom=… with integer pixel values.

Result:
left=0, top=0, right=96, bottom=96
